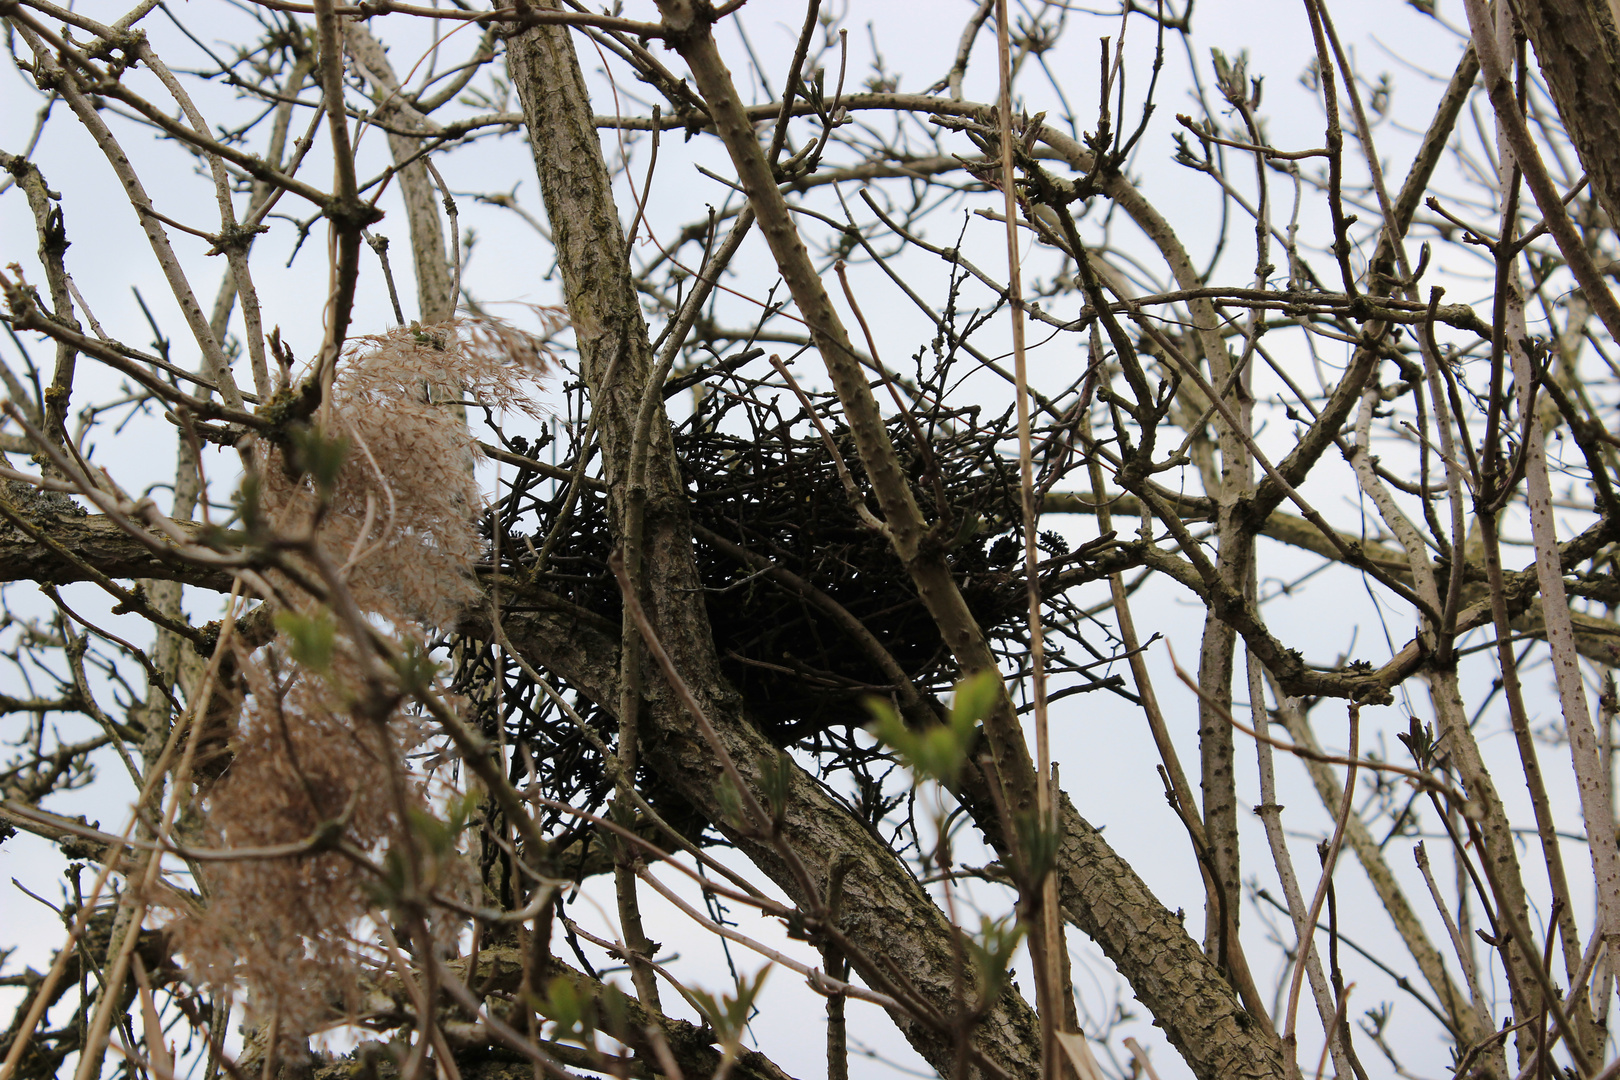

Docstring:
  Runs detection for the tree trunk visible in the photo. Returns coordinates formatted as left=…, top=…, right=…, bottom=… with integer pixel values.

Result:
left=1518, top=0, right=1620, bottom=231
left=502, top=15, right=1047, bottom=1079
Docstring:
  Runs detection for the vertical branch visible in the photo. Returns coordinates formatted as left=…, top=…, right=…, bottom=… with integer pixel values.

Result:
left=1474, top=3, right=1620, bottom=1046
left=135, top=41, right=255, bottom=411
left=0, top=154, right=76, bottom=450
left=505, top=16, right=1055, bottom=1078
left=1281, top=705, right=1358, bottom=1057
left=824, top=854, right=852, bottom=1080
left=1180, top=19, right=1282, bottom=990
left=1082, top=403, right=1208, bottom=906
left=1249, top=656, right=1349, bottom=1076
left=224, top=48, right=315, bottom=401
left=1461, top=0, right=1620, bottom=344
left=1414, top=843, right=1495, bottom=1035
left=651, top=0, right=1036, bottom=803
left=766, top=0, right=822, bottom=166
left=1268, top=685, right=1480, bottom=1047
left=345, top=23, right=458, bottom=324
left=649, top=13, right=1292, bottom=1077
left=1466, top=808, right=1600, bottom=1079
left=1299, top=0, right=1357, bottom=295
left=993, top=3, right=1061, bottom=1076
left=1508, top=223, right=1620, bottom=1006
left=72, top=594, right=242, bottom=1080
left=312, top=0, right=374, bottom=402
left=1509, top=0, right=1620, bottom=240
left=0, top=816, right=132, bottom=1080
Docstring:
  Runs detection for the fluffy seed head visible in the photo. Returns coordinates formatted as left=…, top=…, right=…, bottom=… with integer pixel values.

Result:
left=255, top=312, right=560, bottom=627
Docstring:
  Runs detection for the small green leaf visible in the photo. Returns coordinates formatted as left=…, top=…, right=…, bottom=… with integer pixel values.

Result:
left=1013, top=808, right=1060, bottom=886
left=538, top=976, right=596, bottom=1042
left=286, top=424, right=350, bottom=499
left=949, top=669, right=1003, bottom=736
left=274, top=608, right=336, bottom=672
left=392, top=639, right=441, bottom=695
left=917, top=726, right=965, bottom=784
left=361, top=846, right=410, bottom=906
left=864, top=695, right=918, bottom=757
left=1397, top=715, right=1437, bottom=770
left=235, top=473, right=262, bottom=532
left=867, top=670, right=1001, bottom=788
left=406, top=805, right=456, bottom=857
left=1210, top=47, right=1250, bottom=106
left=597, top=981, right=629, bottom=1036
left=445, top=788, right=480, bottom=832
left=964, top=915, right=1025, bottom=1001
left=692, top=966, right=770, bottom=1047
left=714, top=773, right=746, bottom=830
left=759, top=749, right=792, bottom=826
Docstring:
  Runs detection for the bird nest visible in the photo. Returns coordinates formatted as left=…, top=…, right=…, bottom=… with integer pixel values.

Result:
left=453, top=354, right=1113, bottom=842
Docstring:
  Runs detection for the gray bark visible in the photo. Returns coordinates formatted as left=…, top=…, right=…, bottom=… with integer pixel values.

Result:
left=1518, top=0, right=1620, bottom=233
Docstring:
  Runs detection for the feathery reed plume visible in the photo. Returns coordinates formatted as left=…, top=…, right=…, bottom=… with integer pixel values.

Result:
left=173, top=312, right=557, bottom=1041
left=256, top=311, right=561, bottom=626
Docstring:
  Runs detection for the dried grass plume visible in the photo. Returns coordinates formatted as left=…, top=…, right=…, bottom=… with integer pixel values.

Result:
left=255, top=311, right=561, bottom=626
left=173, top=312, right=559, bottom=1039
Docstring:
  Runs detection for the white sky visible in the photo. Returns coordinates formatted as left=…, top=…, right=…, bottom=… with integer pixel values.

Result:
left=1, top=1, right=1604, bottom=1078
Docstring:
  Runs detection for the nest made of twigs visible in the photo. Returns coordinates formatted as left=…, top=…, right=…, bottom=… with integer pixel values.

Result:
left=454, top=360, right=1051, bottom=839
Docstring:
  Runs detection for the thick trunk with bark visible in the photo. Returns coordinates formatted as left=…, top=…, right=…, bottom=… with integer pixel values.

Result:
left=502, top=14, right=1047, bottom=1079
left=1517, top=0, right=1620, bottom=232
